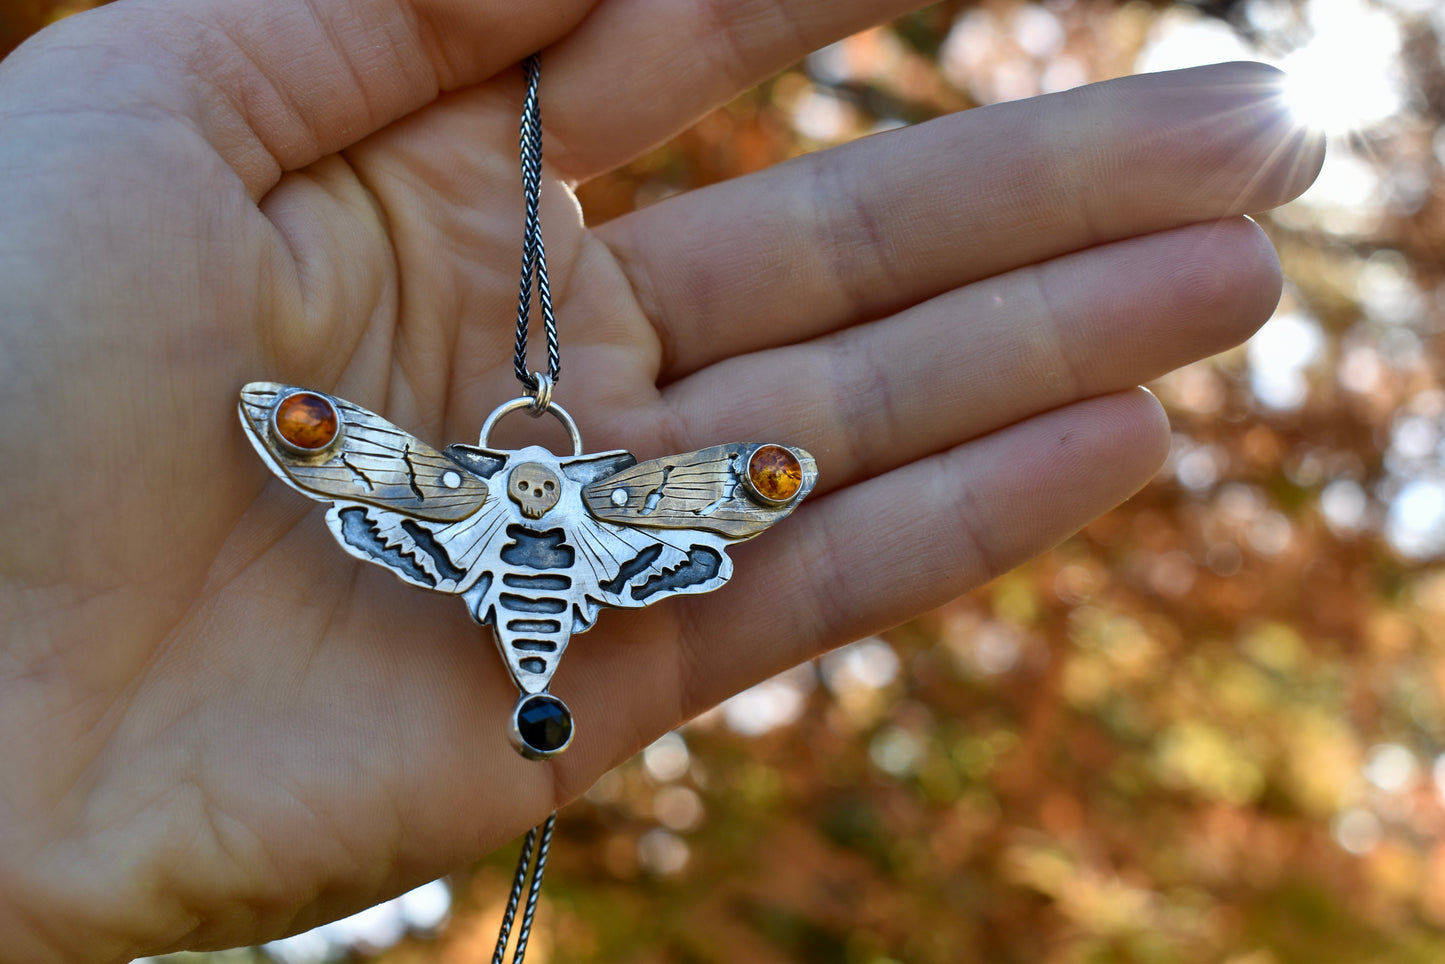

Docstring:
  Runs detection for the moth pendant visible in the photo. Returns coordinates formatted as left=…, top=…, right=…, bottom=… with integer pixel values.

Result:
left=238, top=383, right=818, bottom=759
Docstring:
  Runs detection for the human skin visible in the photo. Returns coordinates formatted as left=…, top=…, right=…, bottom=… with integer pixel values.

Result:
left=0, top=0, right=1323, bottom=960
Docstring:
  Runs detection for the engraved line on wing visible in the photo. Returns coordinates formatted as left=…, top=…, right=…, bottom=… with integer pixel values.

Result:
left=665, top=466, right=729, bottom=481
left=333, top=421, right=411, bottom=438
left=402, top=444, right=426, bottom=501
left=337, top=437, right=410, bottom=456
left=697, top=456, right=743, bottom=516
left=339, top=454, right=376, bottom=491
left=661, top=465, right=731, bottom=482
left=635, top=527, right=733, bottom=582
left=328, top=423, right=448, bottom=452
left=695, top=476, right=740, bottom=517
left=571, top=520, right=625, bottom=588
left=588, top=519, right=672, bottom=572
left=328, top=418, right=413, bottom=441
left=638, top=464, right=675, bottom=516
left=575, top=525, right=648, bottom=596
left=400, top=519, right=467, bottom=584
left=347, top=436, right=457, bottom=456
left=457, top=504, right=510, bottom=559
left=574, top=521, right=682, bottom=590
left=429, top=500, right=508, bottom=574
left=573, top=519, right=677, bottom=593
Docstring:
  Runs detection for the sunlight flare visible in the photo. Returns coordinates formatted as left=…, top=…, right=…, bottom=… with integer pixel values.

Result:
left=1277, top=0, right=1403, bottom=134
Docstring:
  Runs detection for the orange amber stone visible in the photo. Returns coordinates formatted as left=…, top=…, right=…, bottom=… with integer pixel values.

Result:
left=274, top=391, right=339, bottom=451
left=747, top=445, right=803, bottom=503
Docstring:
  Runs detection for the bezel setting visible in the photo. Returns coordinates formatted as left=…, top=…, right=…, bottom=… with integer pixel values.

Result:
left=269, top=389, right=344, bottom=458
left=741, top=443, right=805, bottom=506
left=510, top=692, right=575, bottom=760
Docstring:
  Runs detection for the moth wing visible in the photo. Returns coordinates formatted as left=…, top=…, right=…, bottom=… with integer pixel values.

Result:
left=323, top=500, right=507, bottom=594
left=238, top=382, right=489, bottom=523
left=239, top=381, right=501, bottom=595
left=567, top=516, right=735, bottom=629
left=580, top=443, right=817, bottom=538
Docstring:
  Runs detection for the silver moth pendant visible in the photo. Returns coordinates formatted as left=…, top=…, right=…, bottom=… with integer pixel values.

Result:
left=238, top=383, right=818, bottom=759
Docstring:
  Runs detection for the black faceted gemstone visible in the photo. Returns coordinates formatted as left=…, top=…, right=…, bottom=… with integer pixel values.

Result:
left=515, top=694, right=573, bottom=756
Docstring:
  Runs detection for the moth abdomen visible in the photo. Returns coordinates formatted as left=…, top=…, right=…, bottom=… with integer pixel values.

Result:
left=494, top=589, right=575, bottom=691
left=507, top=619, right=563, bottom=635
left=503, top=573, right=572, bottom=591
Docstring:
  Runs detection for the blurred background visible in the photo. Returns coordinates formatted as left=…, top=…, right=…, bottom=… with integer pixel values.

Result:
left=7, top=0, right=1443, bottom=960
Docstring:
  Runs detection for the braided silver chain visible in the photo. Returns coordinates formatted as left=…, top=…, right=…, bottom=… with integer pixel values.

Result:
left=512, top=53, right=560, bottom=403
left=491, top=811, right=556, bottom=964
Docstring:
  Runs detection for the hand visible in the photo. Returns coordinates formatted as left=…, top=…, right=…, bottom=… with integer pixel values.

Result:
left=0, top=0, right=1322, bottom=960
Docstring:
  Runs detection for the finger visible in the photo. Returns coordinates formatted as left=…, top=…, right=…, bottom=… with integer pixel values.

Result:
left=690, top=389, right=1169, bottom=707
left=598, top=61, right=1324, bottom=381
left=540, top=0, right=934, bottom=180
left=657, top=216, right=1278, bottom=490
left=3, top=0, right=601, bottom=197
left=554, top=388, right=1169, bottom=782
left=8, top=0, right=931, bottom=200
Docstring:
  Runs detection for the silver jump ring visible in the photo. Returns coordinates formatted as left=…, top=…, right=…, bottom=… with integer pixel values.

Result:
left=478, top=396, right=584, bottom=457
left=527, top=372, right=553, bottom=416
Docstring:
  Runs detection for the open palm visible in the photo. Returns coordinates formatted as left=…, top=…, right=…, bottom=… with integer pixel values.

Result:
left=0, top=1, right=1322, bottom=960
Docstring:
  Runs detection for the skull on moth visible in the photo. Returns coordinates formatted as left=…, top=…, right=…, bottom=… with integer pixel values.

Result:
left=509, top=462, right=562, bottom=519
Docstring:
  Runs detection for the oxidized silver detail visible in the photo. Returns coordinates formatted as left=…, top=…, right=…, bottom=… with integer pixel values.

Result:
left=238, top=383, right=818, bottom=739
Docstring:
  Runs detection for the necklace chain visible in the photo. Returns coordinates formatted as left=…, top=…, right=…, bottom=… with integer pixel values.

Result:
left=495, top=53, right=559, bottom=964
left=512, top=53, right=560, bottom=397
left=491, top=811, right=556, bottom=964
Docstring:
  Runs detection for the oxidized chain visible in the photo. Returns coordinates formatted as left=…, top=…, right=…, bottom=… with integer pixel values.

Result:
left=496, top=53, right=558, bottom=964
left=492, top=811, right=556, bottom=964
left=513, top=53, right=560, bottom=409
